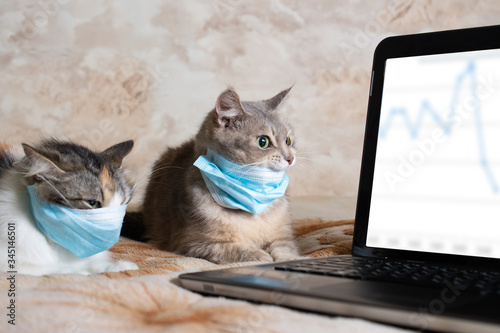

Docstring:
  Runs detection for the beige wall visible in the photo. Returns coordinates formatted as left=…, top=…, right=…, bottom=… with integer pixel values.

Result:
left=1, top=0, right=499, bottom=204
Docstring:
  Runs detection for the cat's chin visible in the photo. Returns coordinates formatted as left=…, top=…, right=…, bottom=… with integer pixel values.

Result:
left=268, top=163, right=293, bottom=172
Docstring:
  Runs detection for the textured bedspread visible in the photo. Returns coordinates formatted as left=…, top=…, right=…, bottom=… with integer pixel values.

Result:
left=0, top=217, right=412, bottom=333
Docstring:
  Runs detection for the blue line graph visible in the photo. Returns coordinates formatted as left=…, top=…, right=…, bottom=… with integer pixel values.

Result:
left=379, top=61, right=499, bottom=193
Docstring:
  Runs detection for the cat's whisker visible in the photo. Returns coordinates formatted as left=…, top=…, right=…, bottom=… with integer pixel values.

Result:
left=131, top=172, right=152, bottom=188
left=151, top=165, right=185, bottom=173
left=294, top=154, right=328, bottom=162
left=234, top=163, right=268, bottom=181
left=292, top=158, right=329, bottom=170
left=38, top=175, right=73, bottom=208
left=222, top=160, right=266, bottom=180
left=131, top=165, right=186, bottom=191
left=295, top=156, right=317, bottom=162
left=149, top=166, right=185, bottom=178
left=238, top=161, right=267, bottom=168
left=292, top=159, right=312, bottom=168
left=140, top=180, right=177, bottom=187
left=295, top=156, right=329, bottom=166
left=131, top=178, right=148, bottom=192
left=295, top=162, right=311, bottom=169
left=295, top=149, right=327, bottom=155
left=291, top=161, right=309, bottom=170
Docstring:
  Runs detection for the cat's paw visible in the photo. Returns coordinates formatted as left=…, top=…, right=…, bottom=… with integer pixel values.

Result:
left=270, top=247, right=302, bottom=263
left=241, top=249, right=274, bottom=263
left=107, top=260, right=139, bottom=272
left=88, top=259, right=139, bottom=274
left=199, top=246, right=274, bottom=264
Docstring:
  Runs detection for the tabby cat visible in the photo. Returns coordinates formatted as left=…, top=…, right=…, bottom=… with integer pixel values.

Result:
left=0, top=139, right=139, bottom=275
left=123, top=87, right=300, bottom=264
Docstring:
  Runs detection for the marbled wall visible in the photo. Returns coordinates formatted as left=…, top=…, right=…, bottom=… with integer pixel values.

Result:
left=1, top=0, right=499, bottom=204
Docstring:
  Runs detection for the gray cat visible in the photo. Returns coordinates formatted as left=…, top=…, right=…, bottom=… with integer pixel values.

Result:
left=123, top=87, right=300, bottom=264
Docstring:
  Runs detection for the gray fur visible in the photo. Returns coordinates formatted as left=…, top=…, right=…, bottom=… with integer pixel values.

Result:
left=140, top=87, right=300, bottom=264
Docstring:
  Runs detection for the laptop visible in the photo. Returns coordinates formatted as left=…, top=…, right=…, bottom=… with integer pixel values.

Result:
left=179, top=25, right=500, bottom=332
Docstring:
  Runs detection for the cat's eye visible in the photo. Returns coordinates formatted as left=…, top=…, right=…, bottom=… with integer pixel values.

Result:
left=87, top=200, right=102, bottom=209
left=286, top=136, right=292, bottom=146
left=257, top=136, right=270, bottom=149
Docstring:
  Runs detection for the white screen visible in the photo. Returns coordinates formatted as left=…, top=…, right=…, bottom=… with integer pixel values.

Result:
left=366, top=49, right=500, bottom=258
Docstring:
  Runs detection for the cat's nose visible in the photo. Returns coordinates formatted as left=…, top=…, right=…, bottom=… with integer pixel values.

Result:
left=286, top=156, right=294, bottom=165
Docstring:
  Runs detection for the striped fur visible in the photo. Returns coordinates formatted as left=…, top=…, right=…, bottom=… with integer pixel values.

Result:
left=0, top=139, right=139, bottom=275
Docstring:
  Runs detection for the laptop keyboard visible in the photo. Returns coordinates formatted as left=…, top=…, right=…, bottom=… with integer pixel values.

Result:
left=274, top=256, right=500, bottom=295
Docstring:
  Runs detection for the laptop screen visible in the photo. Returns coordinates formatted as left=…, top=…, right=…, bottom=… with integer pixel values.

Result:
left=366, top=48, right=500, bottom=259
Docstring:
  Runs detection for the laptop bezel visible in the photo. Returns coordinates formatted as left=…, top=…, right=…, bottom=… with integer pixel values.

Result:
left=353, top=24, right=500, bottom=269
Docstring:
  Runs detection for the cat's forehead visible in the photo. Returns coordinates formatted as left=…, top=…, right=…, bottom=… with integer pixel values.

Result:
left=47, top=145, right=115, bottom=176
left=241, top=101, right=268, bottom=113
left=241, top=101, right=293, bottom=135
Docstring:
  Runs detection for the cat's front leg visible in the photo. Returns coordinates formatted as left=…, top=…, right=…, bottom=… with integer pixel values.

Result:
left=186, top=242, right=274, bottom=264
left=266, top=238, right=301, bottom=262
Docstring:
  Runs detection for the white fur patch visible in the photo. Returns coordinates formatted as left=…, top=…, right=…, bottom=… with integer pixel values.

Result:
left=108, top=192, right=124, bottom=207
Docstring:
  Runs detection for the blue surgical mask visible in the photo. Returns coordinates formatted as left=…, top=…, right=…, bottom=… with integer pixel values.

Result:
left=193, top=149, right=289, bottom=214
left=27, top=185, right=126, bottom=258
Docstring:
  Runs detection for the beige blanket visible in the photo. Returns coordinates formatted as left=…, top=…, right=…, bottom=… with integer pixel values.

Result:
left=1, top=218, right=411, bottom=333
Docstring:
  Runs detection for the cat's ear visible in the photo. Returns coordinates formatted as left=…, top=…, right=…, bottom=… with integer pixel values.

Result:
left=215, top=88, right=246, bottom=128
left=264, top=86, right=293, bottom=112
left=18, top=143, right=65, bottom=177
left=102, top=140, right=134, bottom=169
